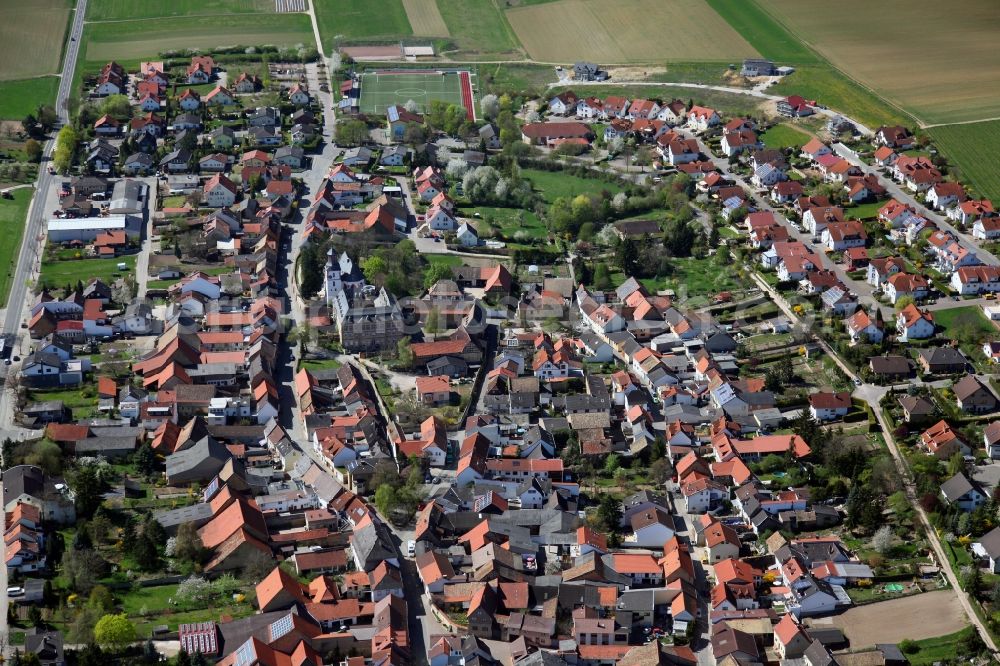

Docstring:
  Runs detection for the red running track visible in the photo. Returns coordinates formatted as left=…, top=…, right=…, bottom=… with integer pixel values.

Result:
left=459, top=71, right=474, bottom=122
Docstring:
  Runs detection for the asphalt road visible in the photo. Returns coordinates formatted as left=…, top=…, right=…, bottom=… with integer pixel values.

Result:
left=0, top=0, right=88, bottom=642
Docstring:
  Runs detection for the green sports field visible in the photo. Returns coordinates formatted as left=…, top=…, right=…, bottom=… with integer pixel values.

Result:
left=359, top=70, right=473, bottom=115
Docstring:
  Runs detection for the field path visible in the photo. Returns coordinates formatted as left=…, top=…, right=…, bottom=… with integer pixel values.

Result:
left=402, top=0, right=449, bottom=36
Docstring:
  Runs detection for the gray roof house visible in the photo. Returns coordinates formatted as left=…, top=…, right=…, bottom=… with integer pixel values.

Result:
left=940, top=472, right=987, bottom=512
left=165, top=436, right=232, bottom=485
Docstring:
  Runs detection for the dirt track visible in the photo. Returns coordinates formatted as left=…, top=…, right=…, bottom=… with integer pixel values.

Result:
left=807, top=589, right=968, bottom=649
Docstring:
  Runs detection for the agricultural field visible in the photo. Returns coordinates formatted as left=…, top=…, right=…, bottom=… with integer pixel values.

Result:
left=928, top=120, right=1000, bottom=202
left=86, top=0, right=275, bottom=20
left=402, top=0, right=449, bottom=36
left=0, top=0, right=73, bottom=81
left=704, top=0, right=817, bottom=63
left=755, top=0, right=1000, bottom=126
left=0, top=77, right=61, bottom=120
left=760, top=123, right=810, bottom=149
left=314, top=0, right=412, bottom=42
left=437, top=0, right=522, bottom=59
left=506, top=0, right=757, bottom=63
left=81, top=14, right=315, bottom=62
left=0, top=188, right=32, bottom=307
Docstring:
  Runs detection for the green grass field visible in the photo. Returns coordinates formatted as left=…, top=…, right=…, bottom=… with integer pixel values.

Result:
left=87, top=0, right=275, bottom=20
left=0, top=189, right=32, bottom=307
left=82, top=14, right=314, bottom=61
left=761, top=123, right=810, bottom=149
left=359, top=70, right=469, bottom=115
left=847, top=201, right=883, bottom=221
left=664, top=255, right=741, bottom=305
left=928, top=120, right=1000, bottom=203
left=769, top=64, right=913, bottom=130
left=522, top=169, right=623, bottom=205
left=437, top=0, right=522, bottom=59
left=705, top=0, right=818, bottom=63
left=314, top=0, right=412, bottom=42
left=467, top=206, right=547, bottom=240
left=39, top=255, right=136, bottom=290
left=933, top=306, right=995, bottom=358
left=905, top=627, right=975, bottom=666
left=0, top=77, right=61, bottom=120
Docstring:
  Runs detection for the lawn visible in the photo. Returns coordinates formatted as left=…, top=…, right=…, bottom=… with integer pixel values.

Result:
left=505, top=0, right=756, bottom=63
left=0, top=188, right=32, bottom=307
left=424, top=254, right=464, bottom=269
left=928, top=119, right=1000, bottom=203
left=663, top=255, right=742, bottom=305
left=933, top=306, right=995, bottom=356
left=0, top=0, right=73, bottom=80
left=522, top=168, right=623, bottom=204
left=905, top=627, right=976, bottom=665
left=647, top=61, right=752, bottom=87
left=705, top=0, right=819, bottom=63
left=28, top=386, right=98, bottom=419
left=87, top=0, right=275, bottom=20
left=466, top=206, right=547, bottom=241
left=847, top=201, right=883, bottom=221
left=314, top=0, right=412, bottom=43
left=760, top=123, right=810, bottom=149
left=39, top=255, right=136, bottom=289
left=301, top=358, right=342, bottom=372
left=0, top=77, right=61, bottom=119
left=436, top=0, right=522, bottom=59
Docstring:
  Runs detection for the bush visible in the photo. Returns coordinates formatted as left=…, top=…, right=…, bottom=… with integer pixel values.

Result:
left=899, top=639, right=918, bottom=654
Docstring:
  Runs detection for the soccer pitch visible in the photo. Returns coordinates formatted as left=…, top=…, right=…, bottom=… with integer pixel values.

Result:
left=359, top=69, right=475, bottom=118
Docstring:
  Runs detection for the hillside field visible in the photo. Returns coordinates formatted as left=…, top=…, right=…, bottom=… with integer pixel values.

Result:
left=506, top=0, right=757, bottom=63
left=0, top=0, right=73, bottom=80
left=928, top=120, right=1000, bottom=203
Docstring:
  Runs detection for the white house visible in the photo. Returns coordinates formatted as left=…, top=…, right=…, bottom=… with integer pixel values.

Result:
left=456, top=222, right=479, bottom=247
left=808, top=391, right=851, bottom=421
left=681, top=478, right=727, bottom=514
left=425, top=205, right=457, bottom=232
left=203, top=174, right=237, bottom=208
left=884, top=272, right=928, bottom=304
left=951, top=265, right=1000, bottom=296
left=627, top=508, right=675, bottom=547
left=896, top=304, right=935, bottom=341
left=686, top=106, right=720, bottom=132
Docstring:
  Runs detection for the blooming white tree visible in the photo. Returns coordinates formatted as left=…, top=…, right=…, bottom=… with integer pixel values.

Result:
left=404, top=99, right=419, bottom=113
left=480, top=94, right=500, bottom=120
left=446, top=158, right=469, bottom=180
left=870, top=525, right=894, bottom=553
left=611, top=191, right=628, bottom=212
